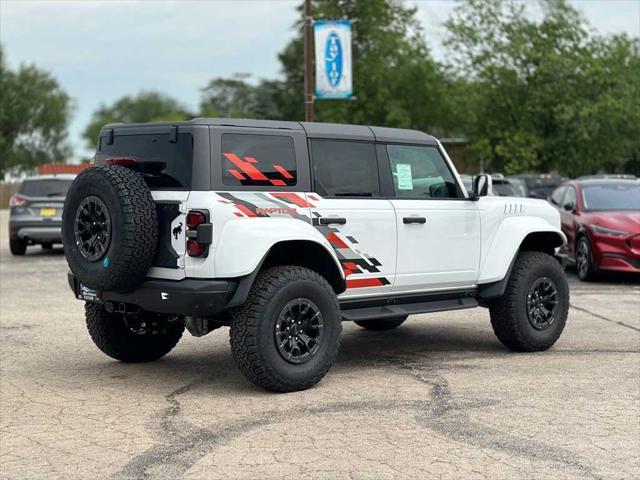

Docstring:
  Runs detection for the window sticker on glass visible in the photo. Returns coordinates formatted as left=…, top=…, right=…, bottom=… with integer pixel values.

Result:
left=396, top=164, right=413, bottom=190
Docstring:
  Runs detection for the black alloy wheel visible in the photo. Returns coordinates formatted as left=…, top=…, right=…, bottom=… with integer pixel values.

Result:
left=275, top=298, right=324, bottom=364
left=575, top=237, right=595, bottom=281
left=526, top=277, right=559, bottom=330
left=74, top=195, right=111, bottom=261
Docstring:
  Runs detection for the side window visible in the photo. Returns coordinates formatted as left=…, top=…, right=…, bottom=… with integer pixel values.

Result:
left=221, top=133, right=296, bottom=187
left=311, top=140, right=380, bottom=197
left=386, top=144, right=460, bottom=198
left=550, top=186, right=566, bottom=205
left=562, top=186, right=577, bottom=208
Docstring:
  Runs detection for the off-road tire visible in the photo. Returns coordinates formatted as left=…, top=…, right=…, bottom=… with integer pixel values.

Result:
left=576, top=236, right=597, bottom=281
left=489, top=251, right=569, bottom=352
left=354, top=316, right=407, bottom=331
left=63, top=165, right=158, bottom=292
left=229, top=266, right=342, bottom=392
left=85, top=303, right=184, bottom=363
left=9, top=238, right=27, bottom=256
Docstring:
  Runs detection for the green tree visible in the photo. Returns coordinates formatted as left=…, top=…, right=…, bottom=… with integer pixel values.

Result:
left=83, top=91, right=191, bottom=148
left=200, top=74, right=283, bottom=119
left=445, top=0, right=640, bottom=176
left=0, top=46, right=73, bottom=176
left=201, top=74, right=255, bottom=117
left=274, top=0, right=456, bottom=133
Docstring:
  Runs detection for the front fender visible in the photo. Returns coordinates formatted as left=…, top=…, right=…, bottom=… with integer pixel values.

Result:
left=213, top=217, right=344, bottom=278
left=478, top=216, right=566, bottom=284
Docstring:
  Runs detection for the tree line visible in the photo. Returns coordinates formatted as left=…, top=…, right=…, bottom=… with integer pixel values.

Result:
left=1, top=0, right=638, bottom=178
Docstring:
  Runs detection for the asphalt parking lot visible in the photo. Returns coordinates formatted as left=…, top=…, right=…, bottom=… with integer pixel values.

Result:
left=1, top=210, right=638, bottom=480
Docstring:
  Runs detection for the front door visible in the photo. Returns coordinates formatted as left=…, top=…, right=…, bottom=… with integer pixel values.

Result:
left=383, top=143, right=481, bottom=291
left=308, top=139, right=396, bottom=298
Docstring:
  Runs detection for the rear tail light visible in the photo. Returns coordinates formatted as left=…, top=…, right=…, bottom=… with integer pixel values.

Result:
left=9, top=194, right=27, bottom=207
left=187, top=211, right=206, bottom=228
left=106, top=157, right=138, bottom=167
left=186, top=210, right=212, bottom=257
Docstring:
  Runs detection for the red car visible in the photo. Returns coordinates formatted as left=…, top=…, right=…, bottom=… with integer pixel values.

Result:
left=549, top=179, right=640, bottom=280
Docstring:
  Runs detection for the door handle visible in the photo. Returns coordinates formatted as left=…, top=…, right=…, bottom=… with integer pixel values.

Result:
left=403, top=216, right=426, bottom=224
left=319, top=217, right=347, bottom=225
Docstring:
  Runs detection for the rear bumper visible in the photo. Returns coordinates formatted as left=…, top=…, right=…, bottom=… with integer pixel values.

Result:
left=68, top=273, right=237, bottom=316
left=9, top=220, right=62, bottom=242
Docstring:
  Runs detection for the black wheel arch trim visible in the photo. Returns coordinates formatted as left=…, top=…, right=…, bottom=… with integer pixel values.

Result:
left=226, top=240, right=346, bottom=309
left=477, top=231, right=564, bottom=303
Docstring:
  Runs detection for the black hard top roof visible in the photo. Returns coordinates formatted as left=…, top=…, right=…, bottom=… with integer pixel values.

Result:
left=103, top=118, right=438, bottom=145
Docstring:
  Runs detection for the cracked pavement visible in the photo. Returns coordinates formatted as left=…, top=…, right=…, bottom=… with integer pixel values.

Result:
left=1, top=210, right=639, bottom=479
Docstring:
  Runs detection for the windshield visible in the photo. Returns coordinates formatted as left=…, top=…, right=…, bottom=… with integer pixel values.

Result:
left=19, top=179, right=73, bottom=197
left=582, top=183, right=640, bottom=211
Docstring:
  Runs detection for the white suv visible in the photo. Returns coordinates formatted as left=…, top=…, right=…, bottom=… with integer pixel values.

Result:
left=63, top=118, right=569, bottom=392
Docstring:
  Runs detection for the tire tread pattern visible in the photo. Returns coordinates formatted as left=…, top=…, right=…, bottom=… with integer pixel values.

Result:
left=489, top=251, right=569, bottom=352
left=64, top=165, right=158, bottom=292
left=229, top=266, right=341, bottom=392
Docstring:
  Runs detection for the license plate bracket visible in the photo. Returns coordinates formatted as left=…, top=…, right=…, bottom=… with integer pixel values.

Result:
left=76, top=282, right=102, bottom=303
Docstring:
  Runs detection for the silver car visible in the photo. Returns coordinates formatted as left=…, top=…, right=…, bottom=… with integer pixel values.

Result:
left=8, top=174, right=75, bottom=255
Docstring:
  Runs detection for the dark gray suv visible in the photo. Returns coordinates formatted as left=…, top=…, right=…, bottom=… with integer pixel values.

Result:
left=8, top=174, right=75, bottom=255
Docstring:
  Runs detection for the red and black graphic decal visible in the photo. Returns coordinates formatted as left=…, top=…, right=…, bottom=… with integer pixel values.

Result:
left=215, top=192, right=389, bottom=289
left=217, top=192, right=311, bottom=222
left=223, top=152, right=295, bottom=187
left=346, top=277, right=391, bottom=288
left=311, top=213, right=389, bottom=289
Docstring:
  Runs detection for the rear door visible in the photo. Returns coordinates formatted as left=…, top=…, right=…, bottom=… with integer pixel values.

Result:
left=95, top=125, right=207, bottom=280
left=382, top=143, right=481, bottom=291
left=308, top=138, right=396, bottom=297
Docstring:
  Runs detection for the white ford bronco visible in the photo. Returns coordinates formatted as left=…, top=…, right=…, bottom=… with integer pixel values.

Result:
left=63, top=118, right=569, bottom=392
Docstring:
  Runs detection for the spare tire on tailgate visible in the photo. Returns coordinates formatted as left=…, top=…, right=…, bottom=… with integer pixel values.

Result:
left=63, top=165, right=158, bottom=292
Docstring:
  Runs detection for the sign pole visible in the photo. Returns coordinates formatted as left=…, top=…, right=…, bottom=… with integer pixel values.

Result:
left=304, top=0, right=314, bottom=122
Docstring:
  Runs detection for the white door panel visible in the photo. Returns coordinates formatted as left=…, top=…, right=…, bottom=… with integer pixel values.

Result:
left=310, top=198, right=397, bottom=298
left=148, top=190, right=190, bottom=280
left=392, top=200, right=480, bottom=290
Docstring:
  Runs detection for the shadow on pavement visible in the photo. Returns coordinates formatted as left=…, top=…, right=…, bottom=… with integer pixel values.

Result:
left=51, top=319, right=505, bottom=395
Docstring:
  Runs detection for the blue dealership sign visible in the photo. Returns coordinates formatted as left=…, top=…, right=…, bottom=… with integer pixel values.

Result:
left=314, top=20, right=352, bottom=99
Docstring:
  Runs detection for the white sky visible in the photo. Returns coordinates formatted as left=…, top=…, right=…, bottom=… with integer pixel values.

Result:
left=1, top=0, right=639, bottom=160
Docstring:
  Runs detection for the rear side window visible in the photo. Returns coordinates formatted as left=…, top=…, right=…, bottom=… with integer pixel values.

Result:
left=97, top=133, right=193, bottom=189
left=222, top=133, right=297, bottom=187
left=20, top=179, right=73, bottom=197
left=311, top=140, right=380, bottom=197
left=386, top=145, right=460, bottom=198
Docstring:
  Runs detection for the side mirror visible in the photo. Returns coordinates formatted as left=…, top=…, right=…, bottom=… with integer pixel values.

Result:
left=472, top=174, right=491, bottom=198
left=563, top=202, right=575, bottom=212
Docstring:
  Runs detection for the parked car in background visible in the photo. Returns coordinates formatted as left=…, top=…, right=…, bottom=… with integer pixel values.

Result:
left=511, top=173, right=563, bottom=199
left=490, top=174, right=524, bottom=197
left=506, top=176, right=528, bottom=197
left=577, top=174, right=636, bottom=181
left=8, top=174, right=75, bottom=255
left=550, top=178, right=640, bottom=280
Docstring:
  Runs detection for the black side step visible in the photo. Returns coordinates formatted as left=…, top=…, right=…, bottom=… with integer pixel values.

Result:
left=340, top=297, right=478, bottom=322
